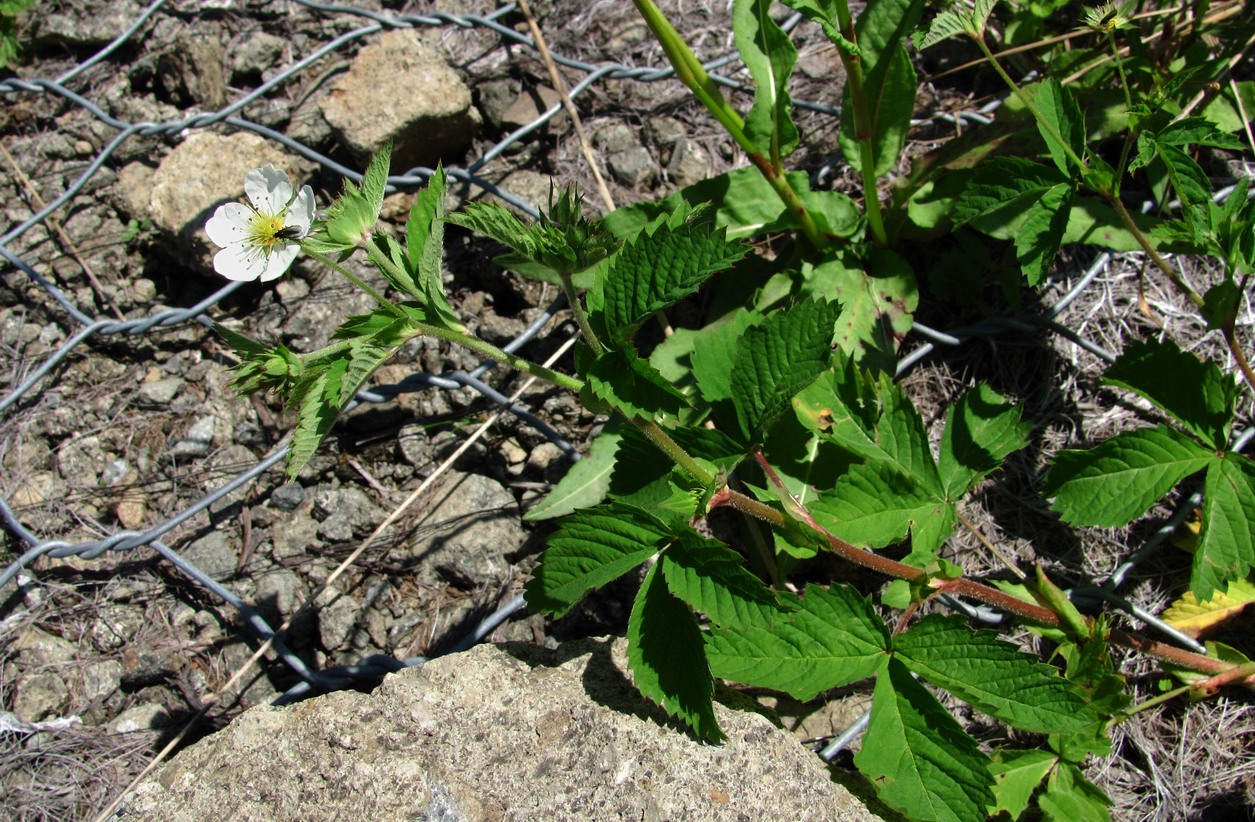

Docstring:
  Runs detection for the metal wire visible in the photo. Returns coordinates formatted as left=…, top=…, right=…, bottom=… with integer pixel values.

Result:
left=0, top=0, right=1232, bottom=742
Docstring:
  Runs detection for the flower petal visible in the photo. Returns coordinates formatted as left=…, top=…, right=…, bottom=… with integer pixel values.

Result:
left=244, top=164, right=293, bottom=215
left=286, top=185, right=316, bottom=235
left=205, top=202, right=258, bottom=247
left=213, top=242, right=267, bottom=282
left=259, top=241, right=300, bottom=282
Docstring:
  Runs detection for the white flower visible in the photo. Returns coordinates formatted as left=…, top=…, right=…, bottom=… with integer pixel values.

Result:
left=205, top=164, right=315, bottom=282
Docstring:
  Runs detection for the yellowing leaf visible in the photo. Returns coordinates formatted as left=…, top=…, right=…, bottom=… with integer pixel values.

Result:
left=1161, top=578, right=1255, bottom=638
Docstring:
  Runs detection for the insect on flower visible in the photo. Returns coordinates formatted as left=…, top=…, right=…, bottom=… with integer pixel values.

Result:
left=205, top=164, right=315, bottom=282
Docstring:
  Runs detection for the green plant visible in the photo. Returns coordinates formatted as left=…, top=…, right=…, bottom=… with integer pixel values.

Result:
left=0, top=0, right=37, bottom=70
left=209, top=0, right=1255, bottom=817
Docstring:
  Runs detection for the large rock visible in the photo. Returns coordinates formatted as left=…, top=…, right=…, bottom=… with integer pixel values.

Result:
left=119, top=638, right=879, bottom=820
left=318, top=28, right=479, bottom=171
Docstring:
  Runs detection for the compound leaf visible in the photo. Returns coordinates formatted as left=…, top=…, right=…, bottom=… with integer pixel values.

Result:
left=1043, top=426, right=1215, bottom=527
left=1193, top=454, right=1255, bottom=599
left=706, top=584, right=889, bottom=700
left=855, top=659, right=995, bottom=822
left=1103, top=337, right=1234, bottom=451
left=896, top=615, right=1093, bottom=733
left=628, top=561, right=724, bottom=742
left=661, top=532, right=784, bottom=629
left=525, top=503, right=670, bottom=617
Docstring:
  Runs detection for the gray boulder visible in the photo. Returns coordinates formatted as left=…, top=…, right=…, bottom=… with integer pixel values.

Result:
left=119, top=638, right=880, bottom=821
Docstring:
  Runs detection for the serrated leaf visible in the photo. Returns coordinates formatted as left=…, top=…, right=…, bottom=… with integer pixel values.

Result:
left=1043, top=425, right=1215, bottom=527
left=914, top=9, right=969, bottom=49
left=1016, top=181, right=1074, bottom=286
left=400, top=165, right=461, bottom=327
left=609, top=425, right=745, bottom=511
left=524, top=503, right=671, bottom=617
left=1161, top=578, right=1255, bottom=638
left=855, top=659, right=995, bottom=822
left=661, top=532, right=784, bottom=629
left=1104, top=337, right=1235, bottom=450
left=734, top=0, right=799, bottom=162
left=1038, top=762, right=1112, bottom=822
left=1156, top=143, right=1213, bottom=243
left=308, top=145, right=392, bottom=253
left=896, top=615, right=1093, bottom=733
left=706, top=584, right=890, bottom=700
left=524, top=429, right=622, bottom=521
left=1154, top=117, right=1246, bottom=152
left=812, top=456, right=955, bottom=552
left=628, top=561, right=724, bottom=742
left=1193, top=454, right=1255, bottom=599
left=952, top=156, right=1069, bottom=227
left=729, top=297, right=844, bottom=442
left=989, top=749, right=1058, bottom=820
left=446, top=201, right=542, bottom=258
left=780, top=0, right=855, bottom=51
left=585, top=348, right=689, bottom=420
left=591, top=219, right=747, bottom=341
left=1034, top=78, right=1085, bottom=176
left=938, top=383, right=1031, bottom=499
left=689, top=309, right=764, bottom=404
left=286, top=364, right=342, bottom=479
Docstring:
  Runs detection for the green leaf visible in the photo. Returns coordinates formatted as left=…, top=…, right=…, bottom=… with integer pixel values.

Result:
left=585, top=349, right=689, bottom=420
left=855, top=659, right=995, bottom=822
left=1153, top=142, right=1213, bottom=242
left=729, top=297, right=844, bottom=442
left=1015, top=181, right=1074, bottom=286
left=989, top=749, right=1058, bottom=820
left=779, top=0, right=857, bottom=52
left=628, top=561, right=724, bottom=742
left=661, top=532, right=784, bottom=629
left=801, top=247, right=917, bottom=372
left=690, top=309, right=764, bottom=404
left=1152, top=116, right=1246, bottom=152
left=1044, top=426, right=1216, bottom=527
left=952, top=156, right=1069, bottom=228
left=1103, top=337, right=1235, bottom=450
left=399, top=165, right=461, bottom=328
left=734, top=0, right=799, bottom=161
left=446, top=200, right=545, bottom=258
left=840, top=0, right=923, bottom=175
left=913, top=9, right=969, bottom=50
left=705, top=584, right=890, bottom=700
left=609, top=425, right=745, bottom=511
left=844, top=44, right=918, bottom=176
left=286, top=365, right=342, bottom=480
left=1193, top=454, right=1255, bottom=600
left=1033, top=78, right=1086, bottom=176
left=524, top=503, right=670, bottom=617
left=1038, top=762, right=1112, bottom=822
left=524, top=428, right=622, bottom=521
left=591, top=218, right=747, bottom=342
left=306, top=146, right=392, bottom=254
left=938, top=383, right=1031, bottom=499
left=896, top=615, right=1093, bottom=733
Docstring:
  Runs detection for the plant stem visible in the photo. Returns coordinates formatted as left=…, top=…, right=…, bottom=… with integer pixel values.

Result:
left=418, top=322, right=584, bottom=392
left=558, top=271, right=604, bottom=355
left=635, top=418, right=713, bottom=485
left=1221, top=322, right=1255, bottom=392
left=826, top=0, right=888, bottom=246
left=306, top=248, right=407, bottom=320
left=631, top=0, right=829, bottom=251
left=1107, top=196, right=1205, bottom=307
left=974, top=36, right=1088, bottom=174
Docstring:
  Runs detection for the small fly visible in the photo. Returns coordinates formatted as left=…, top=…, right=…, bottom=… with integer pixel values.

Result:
left=273, top=225, right=305, bottom=240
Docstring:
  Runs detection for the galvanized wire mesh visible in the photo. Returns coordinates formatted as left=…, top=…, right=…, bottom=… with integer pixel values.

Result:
left=0, top=0, right=1235, bottom=741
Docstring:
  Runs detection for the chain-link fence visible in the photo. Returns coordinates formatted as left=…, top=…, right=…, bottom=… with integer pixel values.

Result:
left=0, top=0, right=1244, bottom=790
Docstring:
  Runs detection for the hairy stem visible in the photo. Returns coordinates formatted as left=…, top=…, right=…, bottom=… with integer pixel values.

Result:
left=558, top=270, right=604, bottom=355
left=1107, top=196, right=1206, bottom=307
left=635, top=418, right=714, bottom=486
left=631, top=0, right=829, bottom=251
left=306, top=248, right=407, bottom=320
left=417, top=323, right=584, bottom=392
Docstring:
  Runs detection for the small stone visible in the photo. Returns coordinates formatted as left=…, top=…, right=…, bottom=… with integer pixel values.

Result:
left=14, top=626, right=77, bottom=666
left=319, top=594, right=360, bottom=651
left=57, top=434, right=106, bottom=487
left=397, top=424, right=431, bottom=467
left=668, top=138, right=711, bottom=188
left=525, top=442, right=564, bottom=476
left=116, top=495, right=148, bottom=529
left=122, top=646, right=186, bottom=686
left=269, top=482, right=305, bottom=512
left=594, top=122, right=638, bottom=154
left=130, top=277, right=157, bottom=304
left=608, top=146, right=657, bottom=189
left=317, top=514, right=354, bottom=544
left=72, top=660, right=124, bottom=704
left=108, top=702, right=173, bottom=734
left=256, top=568, right=303, bottom=619
left=101, top=458, right=130, bottom=486
left=140, top=375, right=184, bottom=405
left=180, top=530, right=237, bottom=581
left=501, top=85, right=564, bottom=131
left=171, top=415, right=218, bottom=458
left=12, top=672, right=69, bottom=722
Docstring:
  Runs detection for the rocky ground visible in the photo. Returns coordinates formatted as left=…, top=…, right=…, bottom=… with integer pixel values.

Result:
left=1, top=1, right=1253, bottom=820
